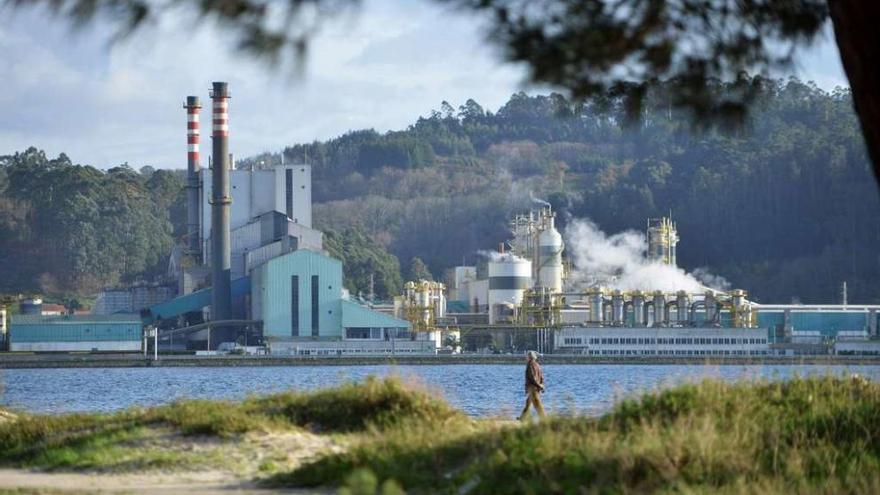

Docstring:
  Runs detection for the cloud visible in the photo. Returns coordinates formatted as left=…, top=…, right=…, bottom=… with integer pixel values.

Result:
left=0, top=1, right=848, bottom=169
left=0, top=0, right=526, bottom=169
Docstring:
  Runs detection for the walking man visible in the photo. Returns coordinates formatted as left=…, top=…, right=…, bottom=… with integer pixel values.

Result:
left=518, top=350, right=546, bottom=420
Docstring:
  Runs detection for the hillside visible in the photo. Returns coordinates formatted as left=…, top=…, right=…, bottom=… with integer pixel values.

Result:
left=240, top=77, right=879, bottom=304
left=2, top=76, right=878, bottom=304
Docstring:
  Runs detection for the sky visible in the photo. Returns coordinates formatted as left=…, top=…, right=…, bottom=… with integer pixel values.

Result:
left=0, top=1, right=849, bottom=170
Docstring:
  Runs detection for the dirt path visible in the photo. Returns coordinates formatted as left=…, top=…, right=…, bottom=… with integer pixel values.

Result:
left=0, top=468, right=280, bottom=493
left=0, top=429, right=342, bottom=494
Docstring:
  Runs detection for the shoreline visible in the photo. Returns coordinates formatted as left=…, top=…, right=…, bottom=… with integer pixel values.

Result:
left=2, top=353, right=880, bottom=368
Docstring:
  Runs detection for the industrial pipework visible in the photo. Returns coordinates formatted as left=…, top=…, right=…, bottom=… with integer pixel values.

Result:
left=210, top=82, right=233, bottom=338
left=184, top=96, right=202, bottom=257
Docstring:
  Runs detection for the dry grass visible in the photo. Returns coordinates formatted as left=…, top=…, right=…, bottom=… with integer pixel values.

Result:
left=0, top=376, right=455, bottom=472
left=271, top=375, right=880, bottom=494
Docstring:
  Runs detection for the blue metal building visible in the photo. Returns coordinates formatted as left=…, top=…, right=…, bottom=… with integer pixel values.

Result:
left=9, top=314, right=142, bottom=352
left=251, top=249, right=411, bottom=343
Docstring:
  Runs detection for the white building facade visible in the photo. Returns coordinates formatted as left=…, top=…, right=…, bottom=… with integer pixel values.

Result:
left=555, top=326, right=770, bottom=357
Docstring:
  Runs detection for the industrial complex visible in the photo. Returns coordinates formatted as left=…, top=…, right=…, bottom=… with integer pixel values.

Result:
left=1, top=81, right=879, bottom=360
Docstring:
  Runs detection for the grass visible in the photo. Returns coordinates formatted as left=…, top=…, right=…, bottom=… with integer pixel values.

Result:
left=269, top=375, right=880, bottom=494
left=4, top=374, right=879, bottom=493
left=0, top=376, right=457, bottom=471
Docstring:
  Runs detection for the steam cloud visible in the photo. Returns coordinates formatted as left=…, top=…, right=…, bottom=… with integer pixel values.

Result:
left=564, top=218, right=730, bottom=293
left=477, top=250, right=527, bottom=263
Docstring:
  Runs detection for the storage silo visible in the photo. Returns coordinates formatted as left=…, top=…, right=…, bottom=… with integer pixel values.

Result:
left=20, top=298, right=43, bottom=315
left=488, top=254, right=531, bottom=324
left=537, top=216, right=564, bottom=292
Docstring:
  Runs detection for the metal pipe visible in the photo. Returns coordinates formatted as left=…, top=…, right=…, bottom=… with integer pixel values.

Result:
left=184, top=96, right=202, bottom=257
left=210, top=82, right=233, bottom=346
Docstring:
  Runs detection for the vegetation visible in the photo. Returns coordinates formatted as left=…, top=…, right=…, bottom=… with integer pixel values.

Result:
left=0, top=149, right=184, bottom=295
left=323, top=228, right=405, bottom=299
left=1, top=375, right=879, bottom=494
left=3, top=79, right=878, bottom=304
left=269, top=78, right=877, bottom=303
left=13, top=1, right=880, bottom=187
left=0, top=377, right=456, bottom=470
left=272, top=375, right=880, bottom=494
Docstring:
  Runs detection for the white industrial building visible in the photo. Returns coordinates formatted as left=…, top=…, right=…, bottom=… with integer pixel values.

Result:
left=554, top=327, right=770, bottom=357
left=199, top=164, right=313, bottom=246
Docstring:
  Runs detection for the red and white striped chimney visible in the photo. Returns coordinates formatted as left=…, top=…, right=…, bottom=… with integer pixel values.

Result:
left=210, top=82, right=232, bottom=333
left=184, top=96, right=201, bottom=256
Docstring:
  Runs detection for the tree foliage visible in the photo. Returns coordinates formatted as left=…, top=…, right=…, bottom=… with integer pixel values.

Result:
left=300, top=78, right=877, bottom=304
left=322, top=227, right=403, bottom=300
left=0, top=148, right=184, bottom=294
left=3, top=78, right=877, bottom=306
left=407, top=257, right=433, bottom=282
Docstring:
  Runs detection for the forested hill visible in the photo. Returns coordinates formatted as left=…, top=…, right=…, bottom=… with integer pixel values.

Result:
left=245, top=77, right=880, bottom=304
left=2, top=77, right=878, bottom=305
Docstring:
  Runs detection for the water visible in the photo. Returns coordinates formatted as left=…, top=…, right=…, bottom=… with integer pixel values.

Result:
left=2, top=364, right=879, bottom=417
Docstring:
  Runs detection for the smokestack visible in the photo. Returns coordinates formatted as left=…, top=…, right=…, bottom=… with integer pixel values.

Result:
left=184, top=96, right=201, bottom=257
left=210, top=82, right=232, bottom=336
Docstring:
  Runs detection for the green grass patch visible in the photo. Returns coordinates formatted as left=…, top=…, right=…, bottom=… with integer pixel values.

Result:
left=0, top=376, right=458, bottom=472
left=269, top=375, right=880, bottom=494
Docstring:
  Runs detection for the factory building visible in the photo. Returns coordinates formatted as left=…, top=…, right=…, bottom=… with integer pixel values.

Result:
left=138, top=82, right=423, bottom=354
left=450, top=206, right=563, bottom=321
left=443, top=207, right=880, bottom=357
left=94, top=284, right=176, bottom=315
left=647, top=217, right=679, bottom=266
left=199, top=163, right=313, bottom=244
left=8, top=314, right=142, bottom=352
left=555, top=327, right=769, bottom=357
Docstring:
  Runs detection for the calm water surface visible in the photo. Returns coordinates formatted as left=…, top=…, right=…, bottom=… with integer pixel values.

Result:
left=2, top=364, right=879, bottom=417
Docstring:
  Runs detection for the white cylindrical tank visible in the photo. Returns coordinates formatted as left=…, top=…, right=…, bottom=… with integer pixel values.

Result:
left=611, top=290, right=625, bottom=326
left=676, top=291, right=690, bottom=324
left=632, top=290, right=646, bottom=327
left=488, top=254, right=532, bottom=324
left=538, top=219, right=564, bottom=292
left=587, top=288, right=605, bottom=324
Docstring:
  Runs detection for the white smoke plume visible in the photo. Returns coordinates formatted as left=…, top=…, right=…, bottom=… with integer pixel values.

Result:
left=564, top=218, right=730, bottom=293
left=530, top=191, right=551, bottom=208
left=477, top=250, right=527, bottom=263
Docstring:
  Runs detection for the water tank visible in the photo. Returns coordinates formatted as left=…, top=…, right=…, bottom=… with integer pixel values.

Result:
left=676, top=291, right=690, bottom=324
left=652, top=291, right=666, bottom=326
left=20, top=298, right=43, bottom=315
left=611, top=290, right=625, bottom=326
left=632, top=290, right=646, bottom=326
left=538, top=220, right=564, bottom=292
left=705, top=291, right=718, bottom=325
left=488, top=255, right=531, bottom=324
left=587, top=288, right=604, bottom=324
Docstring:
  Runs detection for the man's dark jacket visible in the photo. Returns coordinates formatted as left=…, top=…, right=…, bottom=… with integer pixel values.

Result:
left=525, top=360, right=544, bottom=390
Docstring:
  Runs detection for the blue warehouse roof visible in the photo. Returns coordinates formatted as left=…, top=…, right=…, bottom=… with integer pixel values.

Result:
left=10, top=314, right=142, bottom=342
left=341, top=299, right=410, bottom=330
left=144, top=276, right=251, bottom=324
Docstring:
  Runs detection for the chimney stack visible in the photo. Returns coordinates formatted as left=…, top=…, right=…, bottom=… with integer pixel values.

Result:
left=210, top=82, right=232, bottom=339
left=184, top=96, right=201, bottom=257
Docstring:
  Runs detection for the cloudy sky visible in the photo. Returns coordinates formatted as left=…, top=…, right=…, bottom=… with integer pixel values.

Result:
left=0, top=1, right=848, bottom=169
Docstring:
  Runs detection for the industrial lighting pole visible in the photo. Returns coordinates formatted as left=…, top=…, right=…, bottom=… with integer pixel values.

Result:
left=145, top=326, right=158, bottom=361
